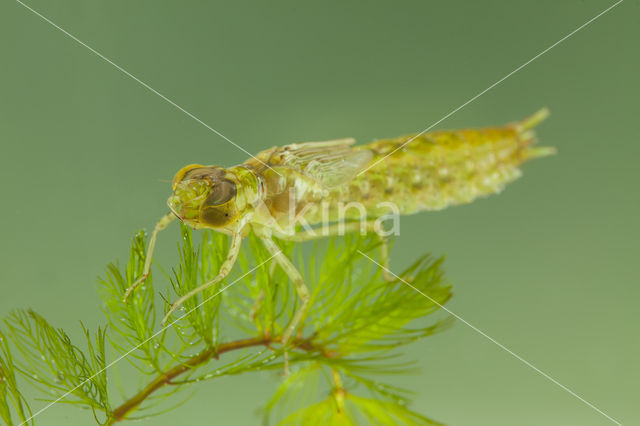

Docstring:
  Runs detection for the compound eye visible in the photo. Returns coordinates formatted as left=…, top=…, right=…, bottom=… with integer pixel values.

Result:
left=172, top=164, right=204, bottom=190
left=204, top=179, right=237, bottom=206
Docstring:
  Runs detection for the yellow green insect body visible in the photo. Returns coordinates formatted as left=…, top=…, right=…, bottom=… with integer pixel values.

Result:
left=234, top=108, right=554, bottom=228
left=126, top=109, right=554, bottom=368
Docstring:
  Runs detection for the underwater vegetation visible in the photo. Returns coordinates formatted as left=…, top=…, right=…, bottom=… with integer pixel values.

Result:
left=0, top=226, right=452, bottom=425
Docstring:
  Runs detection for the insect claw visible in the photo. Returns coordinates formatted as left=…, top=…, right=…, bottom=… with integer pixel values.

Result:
left=162, top=296, right=188, bottom=325
left=161, top=307, right=175, bottom=326
left=123, top=273, right=149, bottom=302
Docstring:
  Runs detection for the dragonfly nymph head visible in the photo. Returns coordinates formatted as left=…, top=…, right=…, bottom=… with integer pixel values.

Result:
left=168, top=164, right=243, bottom=230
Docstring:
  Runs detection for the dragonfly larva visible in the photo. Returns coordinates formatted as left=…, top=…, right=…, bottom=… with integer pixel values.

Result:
left=125, top=108, right=554, bottom=353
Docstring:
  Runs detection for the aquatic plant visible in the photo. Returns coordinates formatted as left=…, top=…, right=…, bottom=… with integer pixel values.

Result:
left=0, top=225, right=451, bottom=425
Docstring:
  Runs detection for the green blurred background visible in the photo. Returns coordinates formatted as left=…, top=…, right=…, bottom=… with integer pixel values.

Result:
left=0, top=1, right=637, bottom=424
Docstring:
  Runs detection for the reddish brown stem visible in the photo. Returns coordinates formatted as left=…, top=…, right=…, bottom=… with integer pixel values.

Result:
left=105, top=335, right=325, bottom=424
left=106, top=336, right=271, bottom=424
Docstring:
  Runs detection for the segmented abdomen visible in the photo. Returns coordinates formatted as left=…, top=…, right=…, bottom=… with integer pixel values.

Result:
left=324, top=109, right=554, bottom=220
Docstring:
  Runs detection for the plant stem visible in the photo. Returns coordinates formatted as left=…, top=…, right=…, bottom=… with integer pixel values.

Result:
left=105, top=334, right=325, bottom=424
left=106, top=335, right=270, bottom=425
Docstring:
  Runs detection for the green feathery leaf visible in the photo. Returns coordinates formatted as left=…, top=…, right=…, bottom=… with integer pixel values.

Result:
left=1, top=226, right=453, bottom=425
left=3, top=310, right=110, bottom=414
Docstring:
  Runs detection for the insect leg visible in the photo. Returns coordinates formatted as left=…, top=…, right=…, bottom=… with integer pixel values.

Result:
left=277, top=221, right=396, bottom=281
left=161, top=230, right=243, bottom=325
left=259, top=235, right=310, bottom=375
left=249, top=289, right=266, bottom=322
left=375, top=233, right=395, bottom=282
left=249, top=261, right=278, bottom=321
left=124, top=212, right=176, bottom=301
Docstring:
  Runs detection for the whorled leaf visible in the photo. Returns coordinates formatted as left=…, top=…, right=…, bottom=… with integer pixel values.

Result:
left=98, top=231, right=166, bottom=373
left=0, top=227, right=453, bottom=425
left=0, top=330, right=33, bottom=426
left=3, top=310, right=110, bottom=415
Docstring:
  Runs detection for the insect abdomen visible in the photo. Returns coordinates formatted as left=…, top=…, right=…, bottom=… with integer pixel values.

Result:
left=341, top=109, right=554, bottom=217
